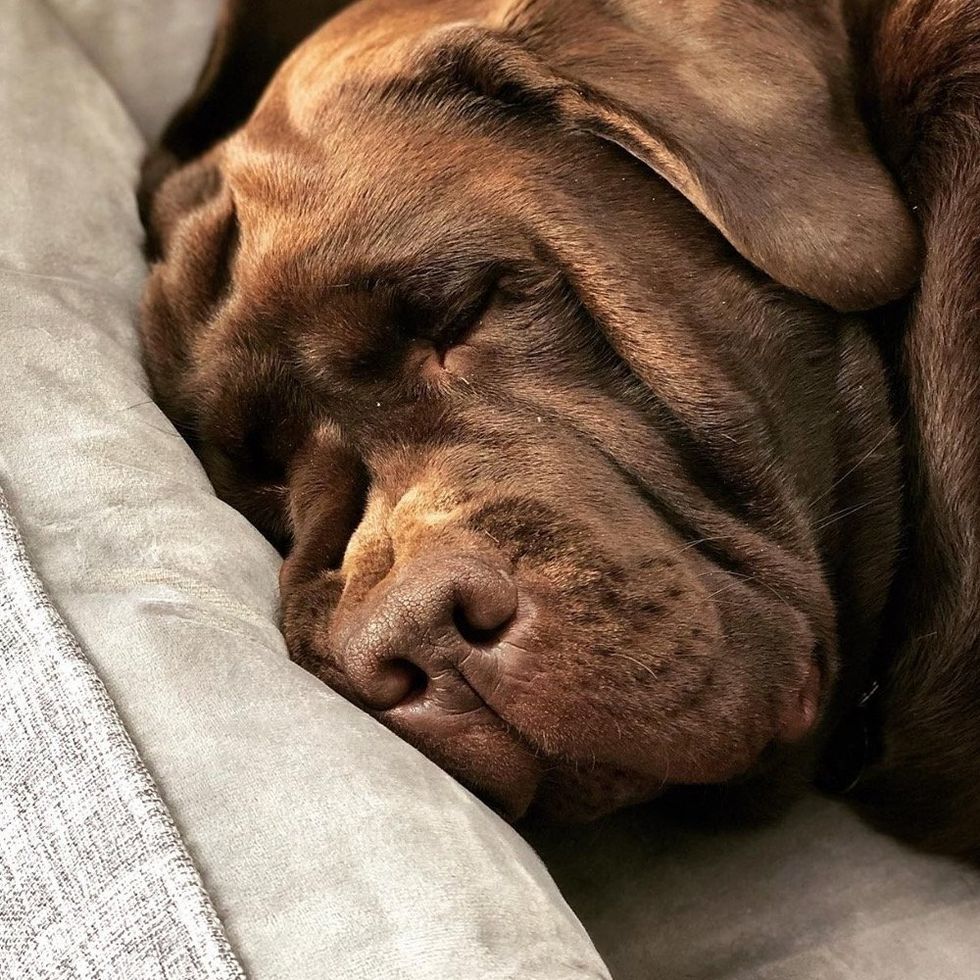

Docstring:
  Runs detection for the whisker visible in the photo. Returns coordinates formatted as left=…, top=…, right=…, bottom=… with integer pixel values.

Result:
left=812, top=499, right=880, bottom=531
left=703, top=578, right=748, bottom=601
left=810, top=421, right=904, bottom=506
left=605, top=651, right=659, bottom=682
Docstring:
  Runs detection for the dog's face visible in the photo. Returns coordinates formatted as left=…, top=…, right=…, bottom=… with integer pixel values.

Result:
left=140, top=2, right=915, bottom=820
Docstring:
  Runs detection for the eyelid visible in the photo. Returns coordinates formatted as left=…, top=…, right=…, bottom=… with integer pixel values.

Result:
left=373, top=261, right=523, bottom=346
left=435, top=276, right=501, bottom=349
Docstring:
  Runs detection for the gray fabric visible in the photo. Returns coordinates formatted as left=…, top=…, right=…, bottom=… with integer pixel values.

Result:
left=533, top=795, right=980, bottom=979
left=0, top=486, right=245, bottom=980
left=45, top=0, right=221, bottom=138
left=0, top=2, right=609, bottom=977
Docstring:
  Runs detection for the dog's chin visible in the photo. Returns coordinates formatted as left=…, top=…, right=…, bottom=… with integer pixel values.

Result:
left=436, top=711, right=669, bottom=822
left=420, top=720, right=658, bottom=823
left=523, top=763, right=664, bottom=824
left=449, top=701, right=817, bottom=824
left=461, top=758, right=659, bottom=824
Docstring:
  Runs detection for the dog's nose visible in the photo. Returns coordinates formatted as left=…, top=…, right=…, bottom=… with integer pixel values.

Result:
left=338, top=552, right=519, bottom=712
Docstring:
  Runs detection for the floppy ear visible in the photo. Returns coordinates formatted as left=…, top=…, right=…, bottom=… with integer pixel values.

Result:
left=426, top=3, right=919, bottom=312
left=139, top=0, right=352, bottom=229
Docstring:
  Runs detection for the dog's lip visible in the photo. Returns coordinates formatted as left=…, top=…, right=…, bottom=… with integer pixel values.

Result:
left=777, top=657, right=824, bottom=743
left=381, top=696, right=543, bottom=820
left=454, top=594, right=670, bottom=789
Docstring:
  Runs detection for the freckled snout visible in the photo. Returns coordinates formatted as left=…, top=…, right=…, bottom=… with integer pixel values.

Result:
left=335, top=551, right=521, bottom=713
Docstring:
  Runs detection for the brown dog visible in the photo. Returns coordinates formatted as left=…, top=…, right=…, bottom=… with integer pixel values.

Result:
left=138, top=0, right=980, bottom=855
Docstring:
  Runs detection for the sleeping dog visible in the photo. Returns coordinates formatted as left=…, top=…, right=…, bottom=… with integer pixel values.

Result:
left=138, top=0, right=980, bottom=857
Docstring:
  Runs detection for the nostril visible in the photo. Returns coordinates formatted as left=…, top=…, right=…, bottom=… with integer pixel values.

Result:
left=451, top=563, right=519, bottom=645
left=453, top=604, right=512, bottom=645
left=368, top=658, right=429, bottom=711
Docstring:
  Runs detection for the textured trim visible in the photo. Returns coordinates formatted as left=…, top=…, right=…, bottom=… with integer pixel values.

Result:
left=0, top=483, right=245, bottom=980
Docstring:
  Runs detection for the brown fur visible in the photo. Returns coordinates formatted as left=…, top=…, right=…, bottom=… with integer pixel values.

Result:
left=137, top=0, right=979, bottom=849
left=844, top=0, right=980, bottom=859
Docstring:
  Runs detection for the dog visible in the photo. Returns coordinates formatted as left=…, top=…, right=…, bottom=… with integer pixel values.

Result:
left=138, top=0, right=980, bottom=857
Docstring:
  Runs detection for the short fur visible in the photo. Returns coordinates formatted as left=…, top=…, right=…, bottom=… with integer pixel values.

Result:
left=848, top=0, right=980, bottom=858
left=137, top=0, right=980, bottom=852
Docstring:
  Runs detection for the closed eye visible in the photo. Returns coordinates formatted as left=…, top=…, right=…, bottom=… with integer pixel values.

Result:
left=344, top=261, right=526, bottom=367
left=433, top=274, right=502, bottom=355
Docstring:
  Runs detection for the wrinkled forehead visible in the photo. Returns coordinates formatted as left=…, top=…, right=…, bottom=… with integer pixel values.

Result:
left=221, top=86, right=538, bottom=286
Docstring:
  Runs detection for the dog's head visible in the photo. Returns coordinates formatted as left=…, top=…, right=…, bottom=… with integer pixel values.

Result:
left=140, top=0, right=914, bottom=820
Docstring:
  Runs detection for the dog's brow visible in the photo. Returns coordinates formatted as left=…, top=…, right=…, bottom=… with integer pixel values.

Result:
left=331, top=260, right=504, bottom=310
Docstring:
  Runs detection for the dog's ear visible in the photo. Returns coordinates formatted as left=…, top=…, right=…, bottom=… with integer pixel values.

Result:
left=423, top=4, right=919, bottom=312
left=139, top=0, right=352, bottom=231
